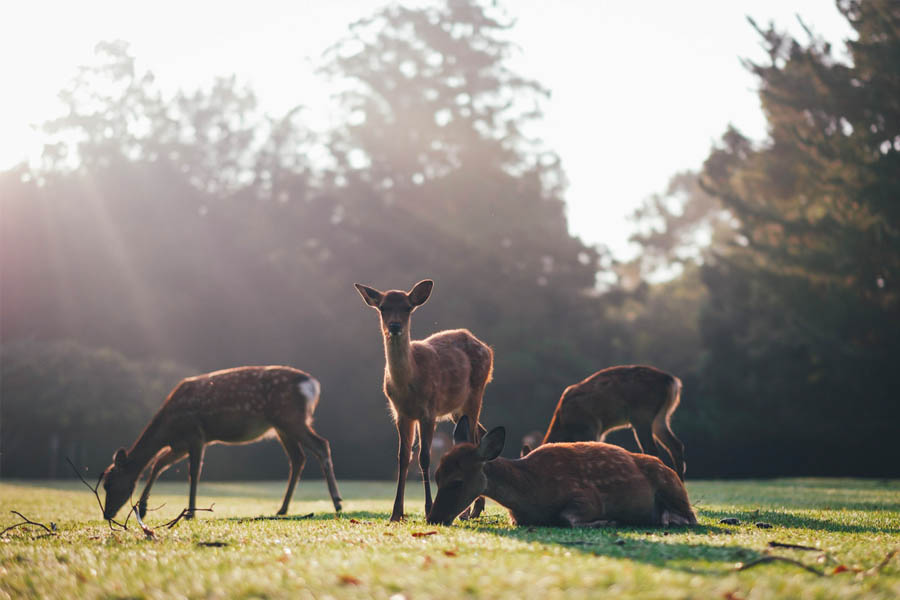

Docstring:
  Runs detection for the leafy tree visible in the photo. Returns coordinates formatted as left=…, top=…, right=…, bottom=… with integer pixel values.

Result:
left=696, top=0, right=900, bottom=475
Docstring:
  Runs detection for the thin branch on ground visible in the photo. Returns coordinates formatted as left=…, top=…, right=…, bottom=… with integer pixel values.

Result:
left=65, top=456, right=129, bottom=531
left=0, top=511, right=56, bottom=537
left=161, top=504, right=216, bottom=529
left=735, top=556, right=824, bottom=576
left=132, top=506, right=156, bottom=540
left=768, top=541, right=819, bottom=551
left=865, top=548, right=898, bottom=577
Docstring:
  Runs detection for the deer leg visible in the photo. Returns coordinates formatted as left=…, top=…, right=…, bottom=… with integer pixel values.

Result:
left=392, top=416, right=416, bottom=522
left=297, top=429, right=342, bottom=513
left=459, top=411, right=487, bottom=520
left=632, top=423, right=662, bottom=460
left=137, top=447, right=187, bottom=517
left=653, top=417, right=686, bottom=480
left=418, top=419, right=436, bottom=515
left=275, top=430, right=306, bottom=515
left=186, top=443, right=205, bottom=519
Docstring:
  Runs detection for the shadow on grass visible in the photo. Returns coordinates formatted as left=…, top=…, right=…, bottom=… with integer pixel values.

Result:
left=225, top=510, right=393, bottom=523
left=458, top=516, right=766, bottom=575
left=699, top=508, right=900, bottom=535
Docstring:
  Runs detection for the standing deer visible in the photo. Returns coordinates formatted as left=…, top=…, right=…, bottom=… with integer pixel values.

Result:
left=354, top=279, right=493, bottom=522
left=530, top=365, right=686, bottom=480
left=100, top=366, right=343, bottom=520
left=427, top=416, right=696, bottom=527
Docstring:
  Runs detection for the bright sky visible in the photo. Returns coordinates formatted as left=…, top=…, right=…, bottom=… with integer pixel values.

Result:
left=1, top=1, right=853, bottom=256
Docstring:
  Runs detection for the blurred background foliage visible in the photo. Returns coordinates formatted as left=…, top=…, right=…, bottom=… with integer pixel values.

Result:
left=2, top=0, right=897, bottom=480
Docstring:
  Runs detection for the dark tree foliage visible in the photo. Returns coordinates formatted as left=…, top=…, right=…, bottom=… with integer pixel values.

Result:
left=695, top=0, right=900, bottom=475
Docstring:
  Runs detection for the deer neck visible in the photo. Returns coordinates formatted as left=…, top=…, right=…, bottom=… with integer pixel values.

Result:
left=384, top=330, right=415, bottom=388
left=483, top=458, right=532, bottom=514
left=124, top=416, right=167, bottom=480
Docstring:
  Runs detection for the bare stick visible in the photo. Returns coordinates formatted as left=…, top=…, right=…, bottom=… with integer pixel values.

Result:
left=65, top=456, right=129, bottom=530
left=0, top=511, right=55, bottom=537
left=132, top=506, right=156, bottom=540
left=865, top=548, right=898, bottom=576
left=768, top=541, right=819, bottom=551
left=161, top=504, right=215, bottom=529
left=735, top=556, right=824, bottom=576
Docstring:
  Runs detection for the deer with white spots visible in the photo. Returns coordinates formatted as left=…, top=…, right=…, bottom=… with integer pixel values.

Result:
left=354, top=279, right=493, bottom=522
left=427, top=416, right=696, bottom=527
left=527, top=365, right=686, bottom=480
left=100, top=366, right=342, bottom=520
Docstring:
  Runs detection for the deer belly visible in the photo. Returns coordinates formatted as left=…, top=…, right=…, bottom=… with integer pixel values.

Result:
left=204, top=416, right=274, bottom=444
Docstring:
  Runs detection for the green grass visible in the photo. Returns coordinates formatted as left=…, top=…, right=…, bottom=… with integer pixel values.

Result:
left=1, top=478, right=898, bottom=599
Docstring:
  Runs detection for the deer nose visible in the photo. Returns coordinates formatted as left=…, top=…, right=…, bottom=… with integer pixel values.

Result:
left=387, top=322, right=402, bottom=335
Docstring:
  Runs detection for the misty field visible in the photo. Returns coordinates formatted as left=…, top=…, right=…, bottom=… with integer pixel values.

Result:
left=1, top=479, right=898, bottom=599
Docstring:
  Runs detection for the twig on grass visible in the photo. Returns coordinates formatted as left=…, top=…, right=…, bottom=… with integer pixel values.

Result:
left=735, top=556, right=824, bottom=576
left=768, top=541, right=819, bottom=551
left=0, top=511, right=56, bottom=537
left=864, top=548, right=898, bottom=577
left=161, top=504, right=216, bottom=529
left=65, top=456, right=143, bottom=532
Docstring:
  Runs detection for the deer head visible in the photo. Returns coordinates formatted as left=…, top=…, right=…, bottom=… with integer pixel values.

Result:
left=427, top=416, right=505, bottom=525
left=101, top=447, right=137, bottom=519
left=354, top=279, right=434, bottom=338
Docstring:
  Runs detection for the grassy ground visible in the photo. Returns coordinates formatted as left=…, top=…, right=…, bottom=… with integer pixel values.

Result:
left=0, top=478, right=898, bottom=599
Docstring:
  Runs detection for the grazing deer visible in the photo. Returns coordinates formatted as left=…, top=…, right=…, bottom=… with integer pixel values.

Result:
left=427, top=416, right=696, bottom=527
left=100, top=366, right=343, bottom=520
left=532, top=365, right=686, bottom=480
left=354, top=279, right=493, bottom=522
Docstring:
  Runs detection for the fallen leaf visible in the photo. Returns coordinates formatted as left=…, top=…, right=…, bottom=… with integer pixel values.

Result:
left=383, top=532, right=395, bottom=537
left=197, top=541, right=228, bottom=547
left=755, top=522, right=773, bottom=529
left=833, top=565, right=850, bottom=574
left=443, top=550, right=457, bottom=557
left=719, top=518, right=740, bottom=525
left=423, top=555, right=434, bottom=569
left=339, top=574, right=361, bottom=586
left=412, top=531, right=438, bottom=538
left=723, top=592, right=745, bottom=600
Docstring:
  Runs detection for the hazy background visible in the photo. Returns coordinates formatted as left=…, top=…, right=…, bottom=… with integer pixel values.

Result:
left=2, top=0, right=897, bottom=481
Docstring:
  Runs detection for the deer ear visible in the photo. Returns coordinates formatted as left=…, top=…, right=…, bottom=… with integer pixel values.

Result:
left=113, top=448, right=127, bottom=468
left=453, top=415, right=470, bottom=445
left=520, top=444, right=531, bottom=457
left=354, top=283, right=383, bottom=307
left=408, top=279, right=434, bottom=306
left=478, top=427, right=505, bottom=461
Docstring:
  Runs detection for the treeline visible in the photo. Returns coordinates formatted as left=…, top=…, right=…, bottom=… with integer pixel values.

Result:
left=1, top=0, right=897, bottom=479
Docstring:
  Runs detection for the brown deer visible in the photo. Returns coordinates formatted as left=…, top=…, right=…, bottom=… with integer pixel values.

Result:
left=531, top=365, right=686, bottom=480
left=427, top=416, right=696, bottom=527
left=354, top=279, right=493, bottom=522
left=100, top=366, right=343, bottom=520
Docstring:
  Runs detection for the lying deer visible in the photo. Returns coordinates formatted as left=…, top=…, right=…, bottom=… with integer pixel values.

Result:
left=355, top=279, right=493, bottom=521
left=527, top=365, right=686, bottom=479
left=101, top=366, right=343, bottom=520
left=427, top=416, right=696, bottom=527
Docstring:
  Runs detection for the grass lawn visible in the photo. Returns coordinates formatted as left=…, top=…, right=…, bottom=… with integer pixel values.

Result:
left=1, top=478, right=898, bottom=599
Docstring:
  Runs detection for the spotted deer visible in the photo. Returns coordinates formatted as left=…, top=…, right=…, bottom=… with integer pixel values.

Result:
left=530, top=365, right=686, bottom=480
left=427, top=416, right=696, bottom=527
left=354, top=279, right=493, bottom=522
left=100, top=366, right=343, bottom=520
